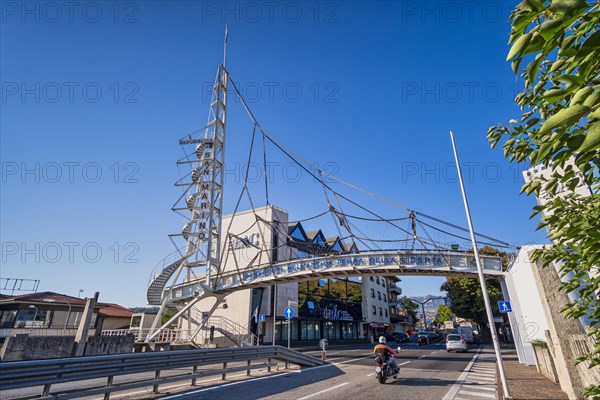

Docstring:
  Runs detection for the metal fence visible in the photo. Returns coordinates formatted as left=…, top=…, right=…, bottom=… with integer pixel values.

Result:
left=0, top=345, right=325, bottom=400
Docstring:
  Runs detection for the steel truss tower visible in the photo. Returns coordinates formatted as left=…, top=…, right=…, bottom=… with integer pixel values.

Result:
left=145, top=49, right=228, bottom=343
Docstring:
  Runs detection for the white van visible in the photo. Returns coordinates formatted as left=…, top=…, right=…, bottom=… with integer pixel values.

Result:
left=457, top=326, right=474, bottom=343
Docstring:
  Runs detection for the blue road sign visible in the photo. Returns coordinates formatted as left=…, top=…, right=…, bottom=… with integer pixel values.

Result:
left=259, top=314, right=265, bottom=322
left=284, top=306, right=294, bottom=319
left=498, top=301, right=512, bottom=313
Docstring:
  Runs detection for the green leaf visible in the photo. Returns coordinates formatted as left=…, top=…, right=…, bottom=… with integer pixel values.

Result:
left=519, top=0, right=544, bottom=12
left=523, top=33, right=546, bottom=56
left=578, top=30, right=600, bottom=57
left=588, top=108, right=600, bottom=123
left=549, top=58, right=567, bottom=72
left=543, top=88, right=570, bottom=102
left=539, top=19, right=564, bottom=41
left=555, top=74, right=585, bottom=88
left=538, top=104, right=591, bottom=135
left=571, top=86, right=593, bottom=105
left=567, top=134, right=586, bottom=149
left=550, top=0, right=588, bottom=16
left=583, top=90, right=600, bottom=109
left=577, top=122, right=600, bottom=152
left=507, top=32, right=533, bottom=61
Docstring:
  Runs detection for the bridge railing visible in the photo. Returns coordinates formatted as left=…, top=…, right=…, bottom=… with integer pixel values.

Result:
left=102, top=328, right=196, bottom=343
left=0, top=346, right=325, bottom=400
left=159, top=250, right=504, bottom=304
left=205, top=315, right=259, bottom=346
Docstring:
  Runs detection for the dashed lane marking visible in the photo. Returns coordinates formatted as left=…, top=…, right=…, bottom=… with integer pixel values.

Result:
left=297, top=382, right=349, bottom=400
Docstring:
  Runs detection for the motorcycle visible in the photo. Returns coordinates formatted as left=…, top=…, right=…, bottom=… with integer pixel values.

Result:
left=374, top=355, right=398, bottom=384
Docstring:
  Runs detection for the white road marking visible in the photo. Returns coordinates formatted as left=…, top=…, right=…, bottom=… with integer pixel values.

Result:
left=398, top=361, right=411, bottom=366
left=459, top=389, right=496, bottom=398
left=468, top=373, right=495, bottom=379
left=418, top=355, right=426, bottom=359
left=463, top=385, right=495, bottom=392
left=366, top=372, right=375, bottom=377
left=297, top=382, right=349, bottom=400
left=430, top=351, right=437, bottom=354
left=441, top=349, right=481, bottom=400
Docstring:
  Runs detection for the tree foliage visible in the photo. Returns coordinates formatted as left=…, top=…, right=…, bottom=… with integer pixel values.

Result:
left=487, top=0, right=599, bottom=397
left=434, top=304, right=453, bottom=325
left=440, top=278, right=504, bottom=329
left=400, top=296, right=420, bottom=324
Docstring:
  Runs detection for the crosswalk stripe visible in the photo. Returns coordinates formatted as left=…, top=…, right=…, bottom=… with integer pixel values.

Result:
left=465, top=377, right=495, bottom=383
left=459, top=389, right=495, bottom=398
left=469, top=372, right=495, bottom=378
left=461, top=383, right=495, bottom=388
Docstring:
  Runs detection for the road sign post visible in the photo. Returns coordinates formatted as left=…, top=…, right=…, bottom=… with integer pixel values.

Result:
left=284, top=305, right=294, bottom=349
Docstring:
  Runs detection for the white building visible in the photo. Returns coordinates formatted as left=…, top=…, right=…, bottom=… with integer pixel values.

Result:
left=192, top=205, right=387, bottom=344
left=361, top=275, right=391, bottom=340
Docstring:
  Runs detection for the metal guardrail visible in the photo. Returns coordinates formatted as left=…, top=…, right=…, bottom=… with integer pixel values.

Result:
left=0, top=346, right=325, bottom=400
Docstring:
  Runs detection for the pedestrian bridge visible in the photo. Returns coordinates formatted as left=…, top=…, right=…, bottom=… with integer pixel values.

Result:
left=152, top=250, right=503, bottom=305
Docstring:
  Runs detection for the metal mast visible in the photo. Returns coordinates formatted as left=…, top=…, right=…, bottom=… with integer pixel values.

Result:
left=145, top=29, right=228, bottom=342
left=180, top=27, right=228, bottom=288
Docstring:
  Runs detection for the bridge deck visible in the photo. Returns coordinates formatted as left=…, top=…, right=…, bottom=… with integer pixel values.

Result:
left=162, top=250, right=504, bottom=304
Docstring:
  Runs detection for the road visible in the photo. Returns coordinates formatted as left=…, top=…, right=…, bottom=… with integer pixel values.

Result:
left=152, top=343, right=493, bottom=400
left=0, top=342, right=496, bottom=400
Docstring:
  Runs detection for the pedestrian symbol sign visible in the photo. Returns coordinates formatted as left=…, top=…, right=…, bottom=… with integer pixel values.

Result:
left=284, top=306, right=294, bottom=319
left=498, top=301, right=512, bottom=313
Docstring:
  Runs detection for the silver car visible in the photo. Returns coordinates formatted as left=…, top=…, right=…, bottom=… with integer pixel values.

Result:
left=446, top=334, right=468, bottom=352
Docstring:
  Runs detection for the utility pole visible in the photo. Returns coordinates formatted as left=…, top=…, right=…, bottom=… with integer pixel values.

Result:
left=73, top=292, right=99, bottom=357
left=450, top=131, right=511, bottom=399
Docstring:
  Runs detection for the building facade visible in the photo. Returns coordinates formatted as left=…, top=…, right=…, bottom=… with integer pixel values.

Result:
left=192, top=205, right=401, bottom=343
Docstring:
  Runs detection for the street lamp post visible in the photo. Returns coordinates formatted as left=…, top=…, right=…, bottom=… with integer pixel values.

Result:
left=28, top=305, right=38, bottom=336
left=450, top=131, right=510, bottom=399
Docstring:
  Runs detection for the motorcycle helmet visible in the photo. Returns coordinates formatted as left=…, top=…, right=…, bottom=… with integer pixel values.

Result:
left=379, top=336, right=386, bottom=344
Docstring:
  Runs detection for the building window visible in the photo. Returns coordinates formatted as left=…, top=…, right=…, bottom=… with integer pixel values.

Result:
left=385, top=309, right=388, bottom=318
left=377, top=292, right=381, bottom=300
left=383, top=294, right=387, bottom=302
left=382, top=280, right=386, bottom=287
left=370, top=276, right=374, bottom=281
left=379, top=307, right=382, bottom=316
left=376, top=277, right=380, bottom=284
left=372, top=306, right=376, bottom=315
left=371, top=288, right=375, bottom=298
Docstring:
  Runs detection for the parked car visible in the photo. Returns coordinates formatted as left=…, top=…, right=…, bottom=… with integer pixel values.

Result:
left=446, top=334, right=468, bottom=352
left=391, top=332, right=410, bottom=343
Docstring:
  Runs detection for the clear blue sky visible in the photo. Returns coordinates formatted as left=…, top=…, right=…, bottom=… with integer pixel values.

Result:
left=1, top=1, right=547, bottom=306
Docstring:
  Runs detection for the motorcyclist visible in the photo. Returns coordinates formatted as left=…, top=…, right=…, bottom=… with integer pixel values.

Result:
left=373, top=336, right=399, bottom=374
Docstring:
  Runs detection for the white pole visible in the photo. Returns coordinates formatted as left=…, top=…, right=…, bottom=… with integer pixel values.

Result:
left=287, top=299, right=291, bottom=349
left=272, top=285, right=277, bottom=345
left=450, top=131, right=511, bottom=399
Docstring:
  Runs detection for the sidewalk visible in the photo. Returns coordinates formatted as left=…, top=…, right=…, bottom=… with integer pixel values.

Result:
left=497, top=346, right=568, bottom=400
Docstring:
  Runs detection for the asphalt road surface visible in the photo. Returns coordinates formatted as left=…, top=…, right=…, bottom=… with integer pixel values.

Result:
left=154, top=342, right=485, bottom=400
left=1, top=342, right=490, bottom=400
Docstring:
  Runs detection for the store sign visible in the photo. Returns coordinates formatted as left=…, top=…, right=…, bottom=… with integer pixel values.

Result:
left=315, top=307, right=353, bottom=321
